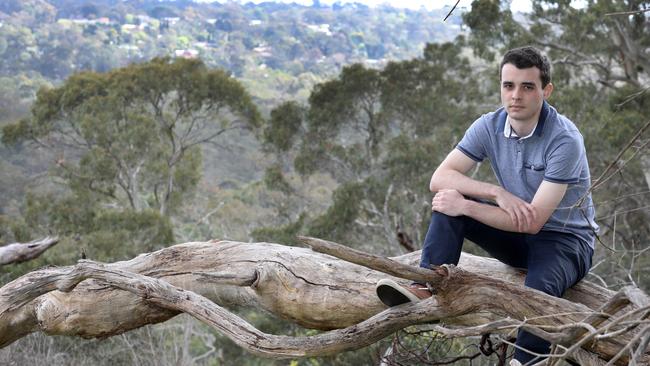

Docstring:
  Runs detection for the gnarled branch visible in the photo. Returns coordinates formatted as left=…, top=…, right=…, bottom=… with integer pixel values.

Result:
left=1, top=239, right=648, bottom=365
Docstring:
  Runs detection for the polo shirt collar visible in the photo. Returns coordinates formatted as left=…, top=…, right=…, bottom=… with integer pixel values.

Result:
left=496, top=100, right=550, bottom=139
left=504, top=117, right=536, bottom=139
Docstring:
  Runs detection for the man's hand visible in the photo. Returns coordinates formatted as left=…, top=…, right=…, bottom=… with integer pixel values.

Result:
left=431, top=189, right=466, bottom=217
left=493, top=187, right=537, bottom=232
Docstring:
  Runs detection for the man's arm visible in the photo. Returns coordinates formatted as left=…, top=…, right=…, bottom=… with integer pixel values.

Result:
left=460, top=181, right=567, bottom=233
left=430, top=149, right=568, bottom=233
left=430, top=149, right=537, bottom=231
left=429, top=149, right=498, bottom=199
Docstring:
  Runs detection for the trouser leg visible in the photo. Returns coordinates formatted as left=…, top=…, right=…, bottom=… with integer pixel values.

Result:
left=513, top=232, right=593, bottom=364
left=420, top=212, right=466, bottom=267
left=420, top=211, right=527, bottom=269
left=420, top=212, right=593, bottom=364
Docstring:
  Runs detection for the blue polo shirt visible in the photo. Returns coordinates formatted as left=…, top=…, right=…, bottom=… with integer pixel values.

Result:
left=456, top=101, right=599, bottom=248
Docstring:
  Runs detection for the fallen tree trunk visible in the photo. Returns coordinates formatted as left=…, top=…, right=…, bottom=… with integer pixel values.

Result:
left=0, top=238, right=648, bottom=365
left=0, top=236, right=59, bottom=265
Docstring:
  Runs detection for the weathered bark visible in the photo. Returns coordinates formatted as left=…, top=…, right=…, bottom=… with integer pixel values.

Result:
left=0, top=237, right=59, bottom=266
left=0, top=238, right=648, bottom=365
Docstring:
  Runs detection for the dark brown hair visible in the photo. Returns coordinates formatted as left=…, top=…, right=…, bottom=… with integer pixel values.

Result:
left=500, top=46, right=551, bottom=88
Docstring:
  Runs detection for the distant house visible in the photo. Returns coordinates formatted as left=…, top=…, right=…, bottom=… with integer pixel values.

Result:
left=119, top=44, right=139, bottom=51
left=57, top=19, right=73, bottom=27
left=364, top=58, right=387, bottom=69
left=162, top=17, right=180, bottom=25
left=174, top=49, right=199, bottom=59
left=118, top=44, right=142, bottom=57
left=253, top=43, right=273, bottom=58
left=249, top=19, right=262, bottom=26
left=67, top=18, right=112, bottom=26
left=306, top=23, right=332, bottom=36
left=137, top=15, right=154, bottom=23
left=122, top=24, right=137, bottom=32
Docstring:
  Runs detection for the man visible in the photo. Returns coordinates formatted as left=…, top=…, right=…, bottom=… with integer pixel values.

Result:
left=376, top=46, right=598, bottom=365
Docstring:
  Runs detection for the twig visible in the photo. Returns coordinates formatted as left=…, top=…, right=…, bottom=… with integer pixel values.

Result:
left=605, top=8, right=650, bottom=16
left=583, top=119, right=650, bottom=197
left=443, top=0, right=461, bottom=22
left=297, top=236, right=443, bottom=284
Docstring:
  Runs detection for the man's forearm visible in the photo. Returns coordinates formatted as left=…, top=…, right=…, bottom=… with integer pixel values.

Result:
left=430, top=168, right=502, bottom=201
left=462, top=199, right=520, bottom=232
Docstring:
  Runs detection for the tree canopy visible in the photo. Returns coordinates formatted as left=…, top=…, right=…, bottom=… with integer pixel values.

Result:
left=1, top=57, right=260, bottom=264
left=4, top=56, right=260, bottom=216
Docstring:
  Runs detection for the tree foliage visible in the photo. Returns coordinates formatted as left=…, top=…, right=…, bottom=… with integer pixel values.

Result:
left=3, top=57, right=260, bottom=217
left=464, top=0, right=649, bottom=89
left=259, top=42, right=488, bottom=253
left=1, top=57, right=260, bottom=276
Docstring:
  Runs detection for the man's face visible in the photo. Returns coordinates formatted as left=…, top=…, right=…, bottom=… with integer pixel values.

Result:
left=500, top=63, right=553, bottom=124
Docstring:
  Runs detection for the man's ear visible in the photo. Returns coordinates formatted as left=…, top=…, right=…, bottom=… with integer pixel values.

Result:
left=543, top=82, right=554, bottom=99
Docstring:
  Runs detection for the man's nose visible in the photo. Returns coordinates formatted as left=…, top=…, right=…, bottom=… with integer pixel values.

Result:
left=512, top=87, right=522, bottom=99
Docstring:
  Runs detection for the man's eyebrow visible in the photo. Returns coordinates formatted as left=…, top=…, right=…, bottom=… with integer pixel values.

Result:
left=501, top=81, right=538, bottom=87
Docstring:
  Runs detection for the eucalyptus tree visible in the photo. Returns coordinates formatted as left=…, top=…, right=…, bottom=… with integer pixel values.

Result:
left=259, top=42, right=488, bottom=252
left=1, top=57, right=260, bottom=263
left=3, top=57, right=260, bottom=217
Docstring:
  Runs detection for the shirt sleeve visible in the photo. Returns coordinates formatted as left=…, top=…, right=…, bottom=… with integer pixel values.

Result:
left=456, top=116, right=488, bottom=162
left=543, top=133, right=584, bottom=184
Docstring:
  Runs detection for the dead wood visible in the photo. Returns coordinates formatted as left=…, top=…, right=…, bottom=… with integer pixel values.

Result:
left=0, top=238, right=647, bottom=365
left=0, top=237, right=59, bottom=266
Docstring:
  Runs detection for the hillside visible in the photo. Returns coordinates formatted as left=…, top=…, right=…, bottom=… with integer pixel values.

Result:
left=0, top=0, right=464, bottom=112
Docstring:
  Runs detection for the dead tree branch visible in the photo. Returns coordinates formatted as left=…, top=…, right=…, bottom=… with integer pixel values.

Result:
left=0, top=237, right=59, bottom=266
left=0, top=239, right=647, bottom=364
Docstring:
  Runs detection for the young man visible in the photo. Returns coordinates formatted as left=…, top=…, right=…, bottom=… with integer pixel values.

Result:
left=376, top=46, right=598, bottom=365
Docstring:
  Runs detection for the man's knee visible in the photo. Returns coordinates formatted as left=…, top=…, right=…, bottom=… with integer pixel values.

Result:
left=525, top=270, right=570, bottom=298
left=430, top=211, right=465, bottom=227
left=525, top=232, right=593, bottom=297
left=422, top=212, right=467, bottom=267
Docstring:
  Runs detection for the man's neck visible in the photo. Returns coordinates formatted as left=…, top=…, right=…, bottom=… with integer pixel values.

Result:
left=508, top=113, right=540, bottom=137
